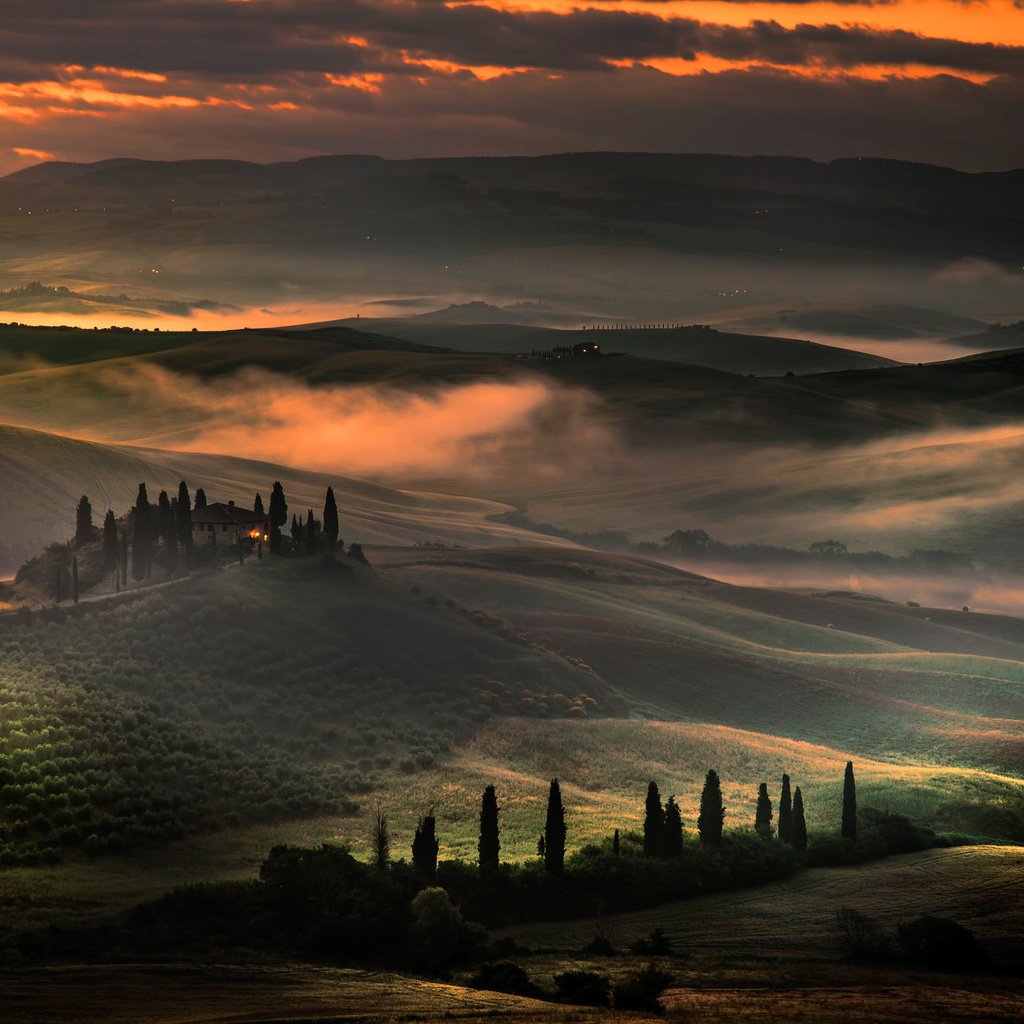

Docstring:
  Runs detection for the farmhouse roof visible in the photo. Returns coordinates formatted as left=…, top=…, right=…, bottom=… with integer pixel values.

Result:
left=191, top=501, right=266, bottom=525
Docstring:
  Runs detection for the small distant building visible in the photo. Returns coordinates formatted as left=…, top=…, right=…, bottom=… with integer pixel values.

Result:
left=573, top=341, right=600, bottom=357
left=191, top=501, right=270, bottom=545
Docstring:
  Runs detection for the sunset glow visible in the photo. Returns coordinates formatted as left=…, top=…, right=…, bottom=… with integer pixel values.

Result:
left=0, top=0, right=1017, bottom=176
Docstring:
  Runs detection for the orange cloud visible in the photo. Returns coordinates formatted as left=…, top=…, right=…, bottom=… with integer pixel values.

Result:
left=466, top=0, right=1024, bottom=47
left=11, top=146, right=55, bottom=161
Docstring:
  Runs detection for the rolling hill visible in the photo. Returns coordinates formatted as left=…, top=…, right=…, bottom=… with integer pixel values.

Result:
left=1, top=153, right=1021, bottom=330
left=325, top=317, right=898, bottom=376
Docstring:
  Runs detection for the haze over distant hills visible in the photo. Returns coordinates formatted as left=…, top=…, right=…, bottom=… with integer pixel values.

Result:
left=0, top=153, right=1021, bottom=344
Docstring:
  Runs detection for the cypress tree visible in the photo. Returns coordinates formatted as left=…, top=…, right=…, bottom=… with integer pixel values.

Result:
left=305, top=509, right=319, bottom=556
left=755, top=782, right=773, bottom=837
left=323, top=486, right=339, bottom=553
left=412, top=813, right=439, bottom=879
left=372, top=802, right=390, bottom=871
left=131, top=483, right=151, bottom=581
left=792, top=787, right=808, bottom=852
left=157, top=490, right=172, bottom=545
left=842, top=761, right=857, bottom=841
left=119, top=531, right=128, bottom=588
left=698, top=769, right=725, bottom=847
left=664, top=796, right=683, bottom=860
left=291, top=513, right=304, bottom=549
left=254, top=492, right=265, bottom=517
left=778, top=774, right=793, bottom=845
left=268, top=481, right=287, bottom=554
left=613, top=828, right=620, bottom=856
left=537, top=834, right=545, bottom=859
left=479, top=785, right=500, bottom=872
left=544, top=779, right=567, bottom=875
left=176, top=481, right=192, bottom=550
left=166, top=499, right=178, bottom=561
left=102, top=509, right=118, bottom=569
left=194, top=487, right=207, bottom=510
left=75, top=495, right=94, bottom=547
left=643, top=780, right=665, bottom=857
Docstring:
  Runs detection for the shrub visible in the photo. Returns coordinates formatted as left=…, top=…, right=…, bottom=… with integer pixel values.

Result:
left=553, top=969, right=610, bottom=1006
left=469, top=960, right=541, bottom=997
left=835, top=907, right=892, bottom=962
left=897, top=916, right=987, bottom=971
left=630, top=927, right=673, bottom=956
left=611, top=963, right=674, bottom=1014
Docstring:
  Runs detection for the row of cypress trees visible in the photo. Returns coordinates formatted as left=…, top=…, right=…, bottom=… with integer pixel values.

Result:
left=71, top=479, right=344, bottom=591
left=407, top=763, right=859, bottom=878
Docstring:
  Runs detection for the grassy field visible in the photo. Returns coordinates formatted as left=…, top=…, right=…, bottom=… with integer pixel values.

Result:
left=4, top=847, right=1023, bottom=1023
left=501, top=844, right=1024, bottom=960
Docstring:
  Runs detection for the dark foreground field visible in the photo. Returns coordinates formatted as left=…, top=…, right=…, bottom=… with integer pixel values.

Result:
left=4, top=845, right=1022, bottom=1023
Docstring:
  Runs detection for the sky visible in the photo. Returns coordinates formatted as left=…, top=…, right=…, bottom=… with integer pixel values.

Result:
left=0, top=0, right=1022, bottom=175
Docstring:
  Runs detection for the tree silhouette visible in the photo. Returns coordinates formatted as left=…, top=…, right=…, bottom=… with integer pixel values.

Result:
left=305, top=509, right=319, bottom=556
left=268, top=481, right=288, bottom=554
left=323, top=486, right=339, bottom=553
left=254, top=492, right=265, bottom=517
left=544, top=779, right=567, bottom=874
left=102, top=509, right=118, bottom=570
left=778, top=773, right=793, bottom=845
left=792, top=787, right=808, bottom=851
left=194, top=487, right=207, bottom=511
left=176, top=481, right=192, bottom=550
left=755, top=782, right=773, bottom=837
left=664, top=796, right=683, bottom=860
left=157, top=490, right=172, bottom=545
left=698, top=769, right=725, bottom=847
left=74, top=495, right=94, bottom=548
left=412, top=813, right=439, bottom=878
left=372, top=802, right=390, bottom=871
left=291, top=513, right=304, bottom=550
left=643, top=781, right=665, bottom=857
left=537, top=834, right=545, bottom=859
left=131, top=483, right=151, bottom=581
left=479, top=785, right=500, bottom=873
left=842, top=761, right=857, bottom=842
left=613, top=828, right=620, bottom=856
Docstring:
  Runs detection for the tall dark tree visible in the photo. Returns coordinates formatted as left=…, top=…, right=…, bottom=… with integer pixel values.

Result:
left=842, top=761, right=857, bottom=842
left=323, top=486, right=339, bottom=553
left=479, top=785, right=500, bottom=872
left=792, top=787, right=808, bottom=852
left=102, top=509, right=118, bottom=569
left=698, top=769, right=725, bottom=847
left=131, top=483, right=152, bottom=581
left=74, top=495, right=94, bottom=547
left=157, top=490, right=172, bottom=545
left=613, top=828, right=620, bottom=857
left=176, top=481, right=192, bottom=550
left=119, top=531, right=128, bottom=589
left=778, top=774, right=793, bottom=845
left=165, top=498, right=179, bottom=561
left=372, top=802, right=390, bottom=872
left=537, top=834, right=545, bottom=859
left=755, top=782, right=773, bottom=837
left=412, top=813, right=439, bottom=878
left=664, top=796, right=683, bottom=860
left=544, top=779, right=567, bottom=875
left=268, top=481, right=288, bottom=554
left=71, top=557, right=79, bottom=604
left=194, top=487, right=207, bottom=511
left=643, top=781, right=665, bottom=857
left=254, top=492, right=265, bottom=517
left=305, top=509, right=320, bottom=556
left=291, top=513, right=304, bottom=549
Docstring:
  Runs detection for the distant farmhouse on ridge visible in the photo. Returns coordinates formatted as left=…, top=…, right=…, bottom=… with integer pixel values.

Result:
left=191, top=501, right=270, bottom=545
